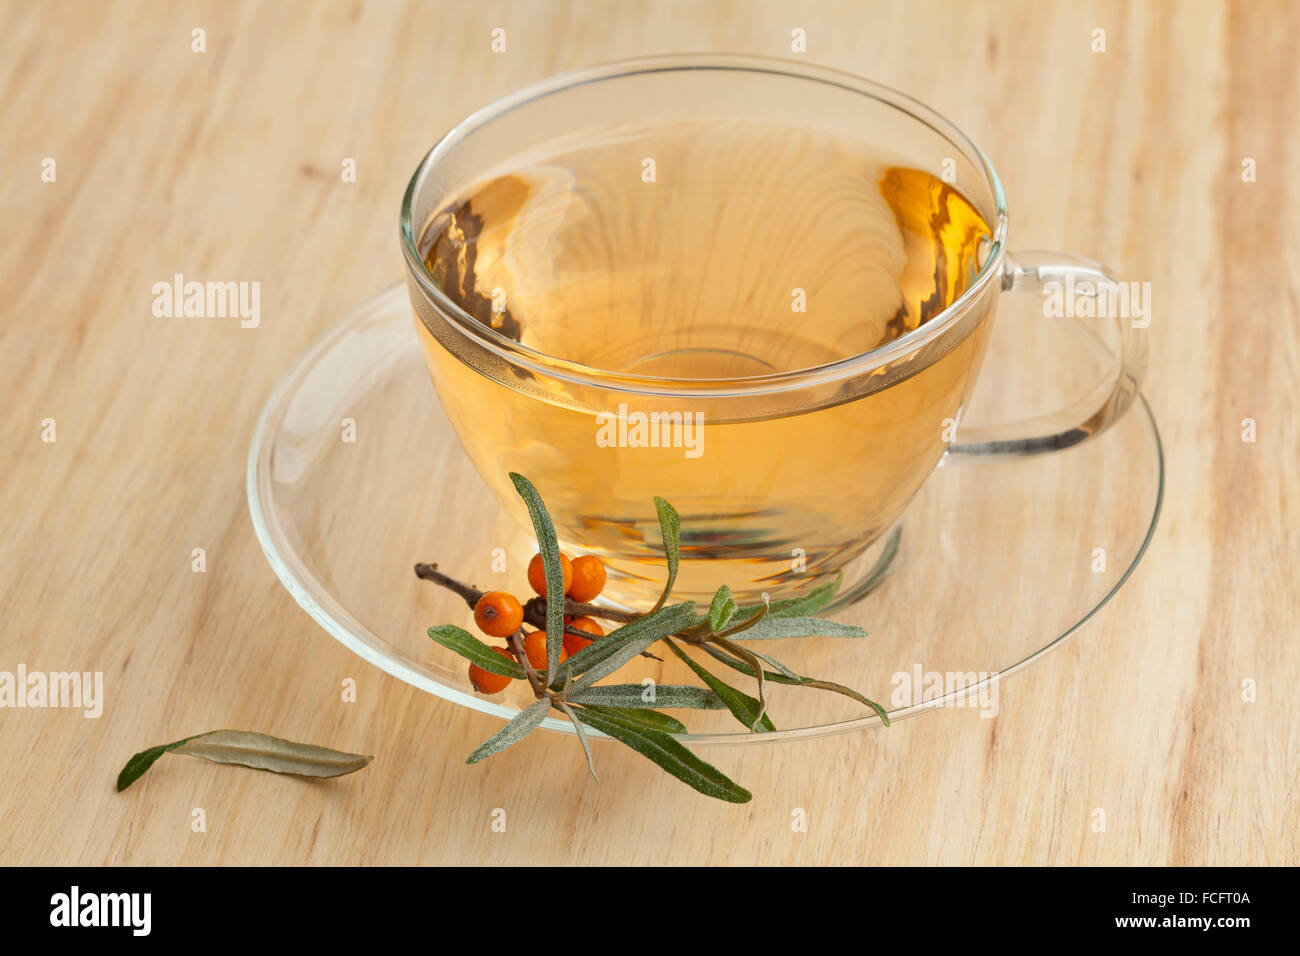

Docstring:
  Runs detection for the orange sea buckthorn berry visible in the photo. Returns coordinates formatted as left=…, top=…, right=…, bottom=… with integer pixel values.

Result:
left=468, top=647, right=515, bottom=694
left=473, top=590, right=524, bottom=637
left=522, top=630, right=568, bottom=672
left=563, top=616, right=605, bottom=657
left=527, top=552, right=572, bottom=597
left=567, top=555, right=607, bottom=602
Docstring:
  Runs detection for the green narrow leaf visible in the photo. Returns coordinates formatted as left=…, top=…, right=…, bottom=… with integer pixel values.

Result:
left=571, top=706, right=751, bottom=803
left=428, top=625, right=526, bottom=678
left=117, top=731, right=372, bottom=791
left=555, top=700, right=599, bottom=783
left=734, top=575, right=842, bottom=622
left=710, top=636, right=772, bottom=728
left=708, top=585, right=737, bottom=632
left=557, top=602, right=697, bottom=691
left=467, top=697, right=552, bottom=764
left=725, top=616, right=868, bottom=640
left=665, top=639, right=776, bottom=732
left=117, top=732, right=209, bottom=791
left=173, top=732, right=373, bottom=776
left=574, top=702, right=687, bottom=735
left=509, top=472, right=565, bottom=686
left=569, top=683, right=725, bottom=710
left=649, top=496, right=681, bottom=612
left=731, top=643, right=799, bottom=679
left=711, top=597, right=769, bottom=639
left=700, top=644, right=891, bottom=726
left=793, top=679, right=890, bottom=725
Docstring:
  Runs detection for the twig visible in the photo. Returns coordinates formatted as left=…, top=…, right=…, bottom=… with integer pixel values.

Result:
left=506, top=628, right=546, bottom=697
left=522, top=594, right=639, bottom=625
left=414, top=563, right=482, bottom=609
left=415, top=562, right=661, bottom=661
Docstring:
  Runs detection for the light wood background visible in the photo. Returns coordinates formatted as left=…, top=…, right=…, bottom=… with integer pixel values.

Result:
left=1, top=0, right=1295, bottom=865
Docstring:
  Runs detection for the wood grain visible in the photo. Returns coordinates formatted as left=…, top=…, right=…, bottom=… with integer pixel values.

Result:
left=0, top=0, right=1295, bottom=865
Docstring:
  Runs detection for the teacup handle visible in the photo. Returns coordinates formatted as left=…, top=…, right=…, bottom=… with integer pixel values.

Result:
left=943, top=250, right=1148, bottom=462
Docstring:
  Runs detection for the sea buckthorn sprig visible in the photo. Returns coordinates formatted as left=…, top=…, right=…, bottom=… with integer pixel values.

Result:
left=416, top=472, right=889, bottom=804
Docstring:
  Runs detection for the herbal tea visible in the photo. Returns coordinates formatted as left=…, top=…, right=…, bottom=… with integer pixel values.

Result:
left=412, top=118, right=995, bottom=602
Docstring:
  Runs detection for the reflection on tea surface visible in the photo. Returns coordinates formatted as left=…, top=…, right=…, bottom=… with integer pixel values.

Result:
left=413, top=118, right=994, bottom=602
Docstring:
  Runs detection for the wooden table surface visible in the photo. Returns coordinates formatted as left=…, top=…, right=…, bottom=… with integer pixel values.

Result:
left=2, top=0, right=1296, bottom=865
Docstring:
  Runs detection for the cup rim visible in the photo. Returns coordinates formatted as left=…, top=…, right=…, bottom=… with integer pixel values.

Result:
left=400, top=53, right=1009, bottom=397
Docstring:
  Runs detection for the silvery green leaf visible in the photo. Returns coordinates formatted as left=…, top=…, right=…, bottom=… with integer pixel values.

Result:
left=570, top=683, right=725, bottom=710
left=572, top=706, right=750, bottom=803
left=573, top=703, right=686, bottom=735
left=665, top=639, right=776, bottom=732
left=728, top=616, right=867, bottom=640
left=466, top=697, right=552, bottom=764
left=509, top=472, right=566, bottom=685
left=117, top=730, right=372, bottom=791
left=560, top=602, right=697, bottom=691
left=650, top=496, right=681, bottom=610
left=428, top=625, right=526, bottom=677
left=173, top=732, right=372, bottom=776
left=734, top=576, right=842, bottom=622
left=709, top=636, right=772, bottom=728
left=701, top=644, right=891, bottom=726
left=117, top=734, right=205, bottom=791
left=708, top=585, right=737, bottom=632
left=738, top=645, right=799, bottom=678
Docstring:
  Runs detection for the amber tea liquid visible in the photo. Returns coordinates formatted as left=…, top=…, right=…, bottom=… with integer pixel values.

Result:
left=412, top=118, right=995, bottom=603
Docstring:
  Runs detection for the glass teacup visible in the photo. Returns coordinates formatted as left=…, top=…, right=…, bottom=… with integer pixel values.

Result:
left=401, top=55, right=1145, bottom=605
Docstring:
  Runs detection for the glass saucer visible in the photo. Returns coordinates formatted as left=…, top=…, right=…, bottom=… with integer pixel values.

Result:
left=247, top=284, right=1163, bottom=746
